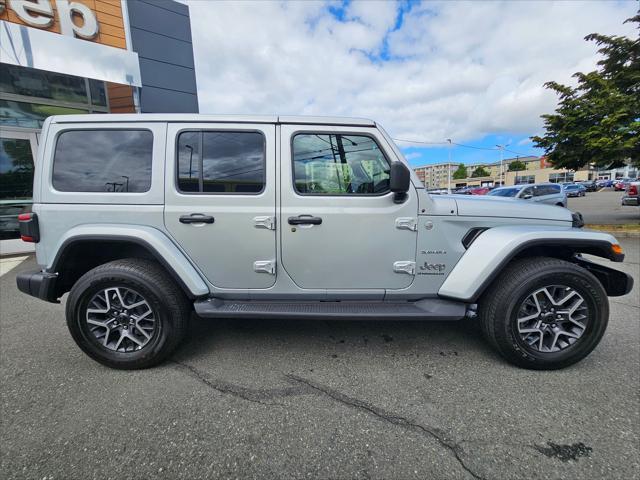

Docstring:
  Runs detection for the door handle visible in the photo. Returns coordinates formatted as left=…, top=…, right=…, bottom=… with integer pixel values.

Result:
left=288, top=215, right=322, bottom=225
left=179, top=214, right=215, bottom=224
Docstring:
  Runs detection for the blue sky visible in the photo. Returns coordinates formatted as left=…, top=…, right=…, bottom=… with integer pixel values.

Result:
left=188, top=0, right=637, bottom=166
left=397, top=133, right=544, bottom=167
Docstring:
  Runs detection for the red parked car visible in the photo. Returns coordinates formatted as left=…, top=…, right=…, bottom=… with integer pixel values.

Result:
left=469, top=186, right=493, bottom=195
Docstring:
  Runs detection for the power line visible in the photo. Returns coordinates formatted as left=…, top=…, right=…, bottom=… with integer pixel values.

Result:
left=393, top=137, right=532, bottom=156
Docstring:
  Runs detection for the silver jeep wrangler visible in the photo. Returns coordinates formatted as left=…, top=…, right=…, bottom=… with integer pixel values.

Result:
left=17, top=114, right=633, bottom=370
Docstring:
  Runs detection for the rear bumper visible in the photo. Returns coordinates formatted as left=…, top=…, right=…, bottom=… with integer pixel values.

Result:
left=16, top=269, right=59, bottom=303
left=621, top=196, right=639, bottom=206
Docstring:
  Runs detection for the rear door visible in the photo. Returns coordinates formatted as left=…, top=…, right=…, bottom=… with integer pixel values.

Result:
left=279, top=125, right=418, bottom=291
left=164, top=123, right=276, bottom=289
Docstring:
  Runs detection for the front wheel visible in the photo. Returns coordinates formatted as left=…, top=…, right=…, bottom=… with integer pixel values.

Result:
left=478, top=256, right=609, bottom=370
left=66, top=259, right=190, bottom=369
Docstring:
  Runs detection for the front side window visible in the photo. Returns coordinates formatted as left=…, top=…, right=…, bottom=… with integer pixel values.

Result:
left=292, top=133, right=390, bottom=195
left=177, top=131, right=265, bottom=194
left=52, top=130, right=153, bottom=192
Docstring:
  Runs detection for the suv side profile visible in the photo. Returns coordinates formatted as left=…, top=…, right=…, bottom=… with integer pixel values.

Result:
left=488, top=183, right=567, bottom=207
left=17, top=115, right=632, bottom=371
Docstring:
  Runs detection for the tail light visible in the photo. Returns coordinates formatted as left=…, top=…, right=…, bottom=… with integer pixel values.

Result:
left=629, top=184, right=638, bottom=196
left=18, top=212, right=40, bottom=243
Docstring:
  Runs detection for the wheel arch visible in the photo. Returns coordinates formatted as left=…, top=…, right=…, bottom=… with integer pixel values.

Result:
left=48, top=227, right=209, bottom=300
left=439, top=226, right=624, bottom=303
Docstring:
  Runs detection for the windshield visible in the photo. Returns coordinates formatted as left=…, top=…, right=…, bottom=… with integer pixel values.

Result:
left=488, top=187, right=520, bottom=197
left=565, top=185, right=578, bottom=190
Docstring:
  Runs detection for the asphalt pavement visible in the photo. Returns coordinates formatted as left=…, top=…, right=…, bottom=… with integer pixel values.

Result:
left=1, top=238, right=638, bottom=480
left=568, top=189, right=640, bottom=225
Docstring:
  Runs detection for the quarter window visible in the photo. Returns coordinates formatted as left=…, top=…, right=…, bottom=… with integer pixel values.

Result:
left=292, top=134, right=390, bottom=195
left=177, top=131, right=265, bottom=194
left=52, top=130, right=153, bottom=192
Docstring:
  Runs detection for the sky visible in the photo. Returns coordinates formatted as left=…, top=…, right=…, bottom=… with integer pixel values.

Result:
left=186, top=0, right=637, bottom=167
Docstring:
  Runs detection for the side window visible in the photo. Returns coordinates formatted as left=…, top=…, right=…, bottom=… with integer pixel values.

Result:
left=177, top=131, right=265, bottom=194
left=52, top=130, right=153, bottom=192
left=292, top=133, right=391, bottom=195
left=521, top=187, right=533, bottom=197
left=533, top=185, right=545, bottom=196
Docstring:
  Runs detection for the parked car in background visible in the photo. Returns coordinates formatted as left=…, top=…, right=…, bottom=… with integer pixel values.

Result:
left=469, top=186, right=493, bottom=195
left=621, top=181, right=639, bottom=207
left=564, top=184, right=585, bottom=197
left=578, top=180, right=598, bottom=192
left=596, top=179, right=613, bottom=188
left=614, top=179, right=631, bottom=191
left=488, top=183, right=567, bottom=207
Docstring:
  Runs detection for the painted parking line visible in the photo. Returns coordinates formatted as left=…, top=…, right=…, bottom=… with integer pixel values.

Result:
left=0, top=256, right=29, bottom=277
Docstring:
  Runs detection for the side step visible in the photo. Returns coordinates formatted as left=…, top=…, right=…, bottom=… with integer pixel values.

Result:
left=194, top=298, right=466, bottom=321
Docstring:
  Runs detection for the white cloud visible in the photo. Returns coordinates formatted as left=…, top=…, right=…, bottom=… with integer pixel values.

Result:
left=187, top=0, right=636, bottom=143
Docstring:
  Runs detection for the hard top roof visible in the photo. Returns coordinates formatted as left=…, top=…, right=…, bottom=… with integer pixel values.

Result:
left=49, top=114, right=376, bottom=127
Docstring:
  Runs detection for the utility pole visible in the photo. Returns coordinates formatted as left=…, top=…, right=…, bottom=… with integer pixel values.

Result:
left=496, top=144, right=506, bottom=186
left=446, top=138, right=452, bottom=193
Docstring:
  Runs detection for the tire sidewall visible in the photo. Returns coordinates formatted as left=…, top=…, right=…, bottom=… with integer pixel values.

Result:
left=496, top=266, right=608, bottom=368
left=67, top=269, right=177, bottom=368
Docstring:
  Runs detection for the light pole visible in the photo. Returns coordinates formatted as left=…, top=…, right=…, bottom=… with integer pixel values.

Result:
left=446, top=138, right=452, bottom=193
left=495, top=144, right=509, bottom=186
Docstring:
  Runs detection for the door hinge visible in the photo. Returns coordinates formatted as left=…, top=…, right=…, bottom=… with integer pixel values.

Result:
left=395, top=217, right=417, bottom=231
left=254, top=216, right=276, bottom=230
left=253, top=260, right=276, bottom=275
left=393, top=261, right=416, bottom=275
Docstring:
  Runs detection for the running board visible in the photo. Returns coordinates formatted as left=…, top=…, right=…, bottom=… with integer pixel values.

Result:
left=193, top=298, right=466, bottom=321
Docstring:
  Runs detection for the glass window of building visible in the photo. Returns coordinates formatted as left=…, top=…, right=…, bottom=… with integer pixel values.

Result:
left=0, top=65, right=108, bottom=129
left=0, top=138, right=35, bottom=239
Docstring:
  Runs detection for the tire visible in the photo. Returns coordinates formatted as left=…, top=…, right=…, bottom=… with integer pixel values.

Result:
left=66, top=258, right=190, bottom=369
left=478, top=256, right=608, bottom=370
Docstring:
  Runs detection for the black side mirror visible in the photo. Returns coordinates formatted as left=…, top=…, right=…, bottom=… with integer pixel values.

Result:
left=390, top=162, right=411, bottom=203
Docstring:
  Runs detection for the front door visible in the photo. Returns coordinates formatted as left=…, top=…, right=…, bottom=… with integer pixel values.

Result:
left=0, top=128, right=38, bottom=242
left=280, top=125, right=418, bottom=291
left=164, top=123, right=276, bottom=289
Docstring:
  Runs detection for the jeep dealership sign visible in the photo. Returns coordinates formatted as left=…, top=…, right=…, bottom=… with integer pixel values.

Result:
left=0, top=0, right=99, bottom=39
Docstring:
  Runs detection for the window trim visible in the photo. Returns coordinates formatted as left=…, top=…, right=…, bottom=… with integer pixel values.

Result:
left=174, top=128, right=267, bottom=196
left=51, top=128, right=154, bottom=194
left=290, top=130, right=393, bottom=197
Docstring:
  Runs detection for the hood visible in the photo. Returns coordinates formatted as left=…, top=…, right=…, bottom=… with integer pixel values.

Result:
left=452, top=194, right=572, bottom=223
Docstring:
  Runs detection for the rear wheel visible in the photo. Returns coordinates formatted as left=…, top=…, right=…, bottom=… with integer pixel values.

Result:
left=478, top=256, right=608, bottom=369
left=66, top=258, right=190, bottom=369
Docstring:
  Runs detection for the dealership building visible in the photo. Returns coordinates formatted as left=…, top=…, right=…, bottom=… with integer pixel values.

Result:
left=0, top=0, right=198, bottom=247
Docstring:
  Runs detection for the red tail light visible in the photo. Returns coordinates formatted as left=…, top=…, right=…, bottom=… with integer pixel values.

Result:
left=18, top=212, right=39, bottom=243
left=629, top=185, right=638, bottom=196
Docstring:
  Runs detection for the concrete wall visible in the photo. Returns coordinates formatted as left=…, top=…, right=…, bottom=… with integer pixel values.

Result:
left=127, top=0, right=199, bottom=113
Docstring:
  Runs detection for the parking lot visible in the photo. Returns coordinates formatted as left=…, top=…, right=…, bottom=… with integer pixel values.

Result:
left=1, top=236, right=638, bottom=480
left=568, top=189, right=639, bottom=225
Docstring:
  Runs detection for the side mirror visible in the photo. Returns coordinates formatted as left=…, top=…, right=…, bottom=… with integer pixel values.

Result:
left=523, top=194, right=533, bottom=200
left=390, top=162, right=411, bottom=203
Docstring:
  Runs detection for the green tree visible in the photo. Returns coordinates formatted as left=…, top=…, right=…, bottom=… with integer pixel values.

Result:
left=508, top=160, right=527, bottom=171
left=452, top=163, right=468, bottom=179
left=471, top=166, right=490, bottom=178
left=532, top=15, right=639, bottom=170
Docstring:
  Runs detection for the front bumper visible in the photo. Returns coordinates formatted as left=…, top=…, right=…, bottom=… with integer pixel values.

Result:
left=621, top=196, right=639, bottom=206
left=573, top=257, right=634, bottom=297
left=16, top=269, right=59, bottom=303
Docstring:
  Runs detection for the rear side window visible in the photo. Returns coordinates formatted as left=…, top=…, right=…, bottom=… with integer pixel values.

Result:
left=52, top=130, right=153, bottom=193
left=292, top=133, right=390, bottom=195
left=176, top=131, right=265, bottom=194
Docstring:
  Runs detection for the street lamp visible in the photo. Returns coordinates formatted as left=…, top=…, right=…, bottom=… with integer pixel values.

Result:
left=446, top=138, right=452, bottom=193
